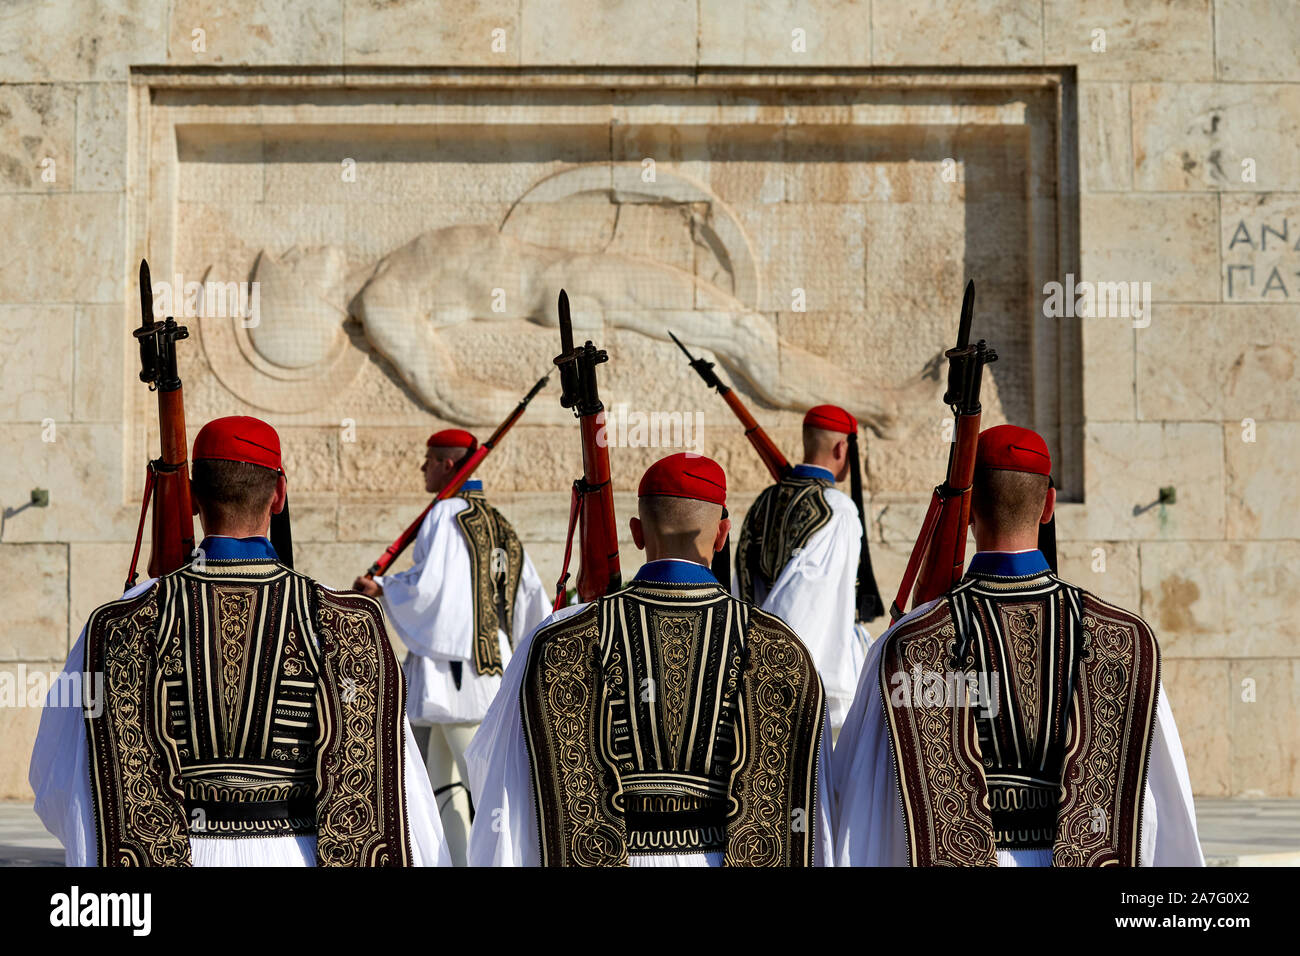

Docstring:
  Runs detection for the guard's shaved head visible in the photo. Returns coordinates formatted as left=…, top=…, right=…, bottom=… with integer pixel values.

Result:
left=802, top=425, right=843, bottom=460
left=633, top=495, right=727, bottom=565
left=971, top=469, right=1051, bottom=536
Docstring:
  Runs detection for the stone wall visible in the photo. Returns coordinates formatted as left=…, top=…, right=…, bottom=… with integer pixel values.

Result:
left=1, top=1, right=1297, bottom=799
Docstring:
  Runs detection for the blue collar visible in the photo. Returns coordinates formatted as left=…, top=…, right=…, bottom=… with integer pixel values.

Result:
left=633, top=559, right=719, bottom=585
left=460, top=479, right=483, bottom=492
left=792, top=463, right=834, bottom=481
left=199, top=535, right=279, bottom=562
left=966, top=550, right=1051, bottom=578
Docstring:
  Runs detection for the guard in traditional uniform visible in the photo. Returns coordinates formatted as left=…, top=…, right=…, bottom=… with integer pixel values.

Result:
left=833, top=425, right=1203, bottom=866
left=736, top=404, right=872, bottom=730
left=352, top=428, right=549, bottom=866
left=30, top=416, right=448, bottom=866
left=466, top=452, right=832, bottom=867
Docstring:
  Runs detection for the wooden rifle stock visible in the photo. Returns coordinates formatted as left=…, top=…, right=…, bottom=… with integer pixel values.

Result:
left=126, top=259, right=196, bottom=590
left=668, top=330, right=790, bottom=481
left=364, top=371, right=551, bottom=578
left=891, top=281, right=998, bottom=621
left=554, top=290, right=621, bottom=607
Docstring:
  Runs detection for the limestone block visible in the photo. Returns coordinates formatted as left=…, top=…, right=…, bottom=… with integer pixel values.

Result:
left=69, top=541, right=133, bottom=636
left=344, top=0, right=520, bottom=66
left=1220, top=193, right=1300, bottom=304
left=1133, top=304, right=1216, bottom=421
left=1229, top=658, right=1300, bottom=796
left=0, top=544, right=66, bottom=659
left=698, top=0, right=872, bottom=66
left=0, top=424, right=136, bottom=543
left=282, top=500, right=338, bottom=543
left=519, top=0, right=698, bottom=66
left=0, top=305, right=73, bottom=421
left=1083, top=423, right=1224, bottom=541
left=1137, top=304, right=1300, bottom=421
left=1133, top=83, right=1300, bottom=192
left=872, top=1, right=1042, bottom=65
left=73, top=304, right=125, bottom=423
left=1215, top=0, right=1300, bottom=82
left=0, top=699, right=44, bottom=799
left=339, top=427, right=437, bottom=497
left=74, top=82, right=125, bottom=192
left=293, top=541, right=380, bottom=594
left=278, top=427, right=340, bottom=495
left=1140, top=541, right=1300, bottom=658
left=1080, top=194, right=1219, bottom=302
left=169, top=0, right=343, bottom=65
left=1162, top=658, right=1231, bottom=797
left=1043, top=0, right=1214, bottom=80
left=0, top=84, right=75, bottom=192
left=1078, top=82, right=1132, bottom=192
left=1057, top=539, right=1140, bottom=609
left=1225, top=421, right=1300, bottom=540
left=0, top=0, right=168, bottom=82
left=0, top=193, right=122, bottom=303
left=1081, top=310, right=1136, bottom=422
left=177, top=125, right=265, bottom=203
left=732, top=202, right=866, bottom=313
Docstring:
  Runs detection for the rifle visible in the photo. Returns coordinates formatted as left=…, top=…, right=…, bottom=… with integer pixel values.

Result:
left=671, top=330, right=882, bottom=616
left=669, top=330, right=790, bottom=481
left=553, top=290, right=621, bottom=608
left=363, top=370, right=552, bottom=579
left=890, top=280, right=998, bottom=621
left=125, top=259, right=196, bottom=590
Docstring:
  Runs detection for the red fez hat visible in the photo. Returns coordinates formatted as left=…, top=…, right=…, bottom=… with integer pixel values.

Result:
left=803, top=404, right=857, bottom=434
left=427, top=428, right=478, bottom=451
left=193, top=416, right=283, bottom=472
left=638, top=453, right=727, bottom=507
left=976, top=424, right=1052, bottom=476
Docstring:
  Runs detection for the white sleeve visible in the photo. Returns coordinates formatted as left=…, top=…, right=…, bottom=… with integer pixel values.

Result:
left=402, top=716, right=451, bottom=866
left=762, top=497, right=865, bottom=708
left=814, top=710, right=835, bottom=866
left=831, top=602, right=940, bottom=867
left=1141, top=682, right=1205, bottom=866
left=374, top=500, right=474, bottom=662
left=831, top=637, right=909, bottom=866
left=29, top=579, right=157, bottom=866
left=465, top=604, right=590, bottom=867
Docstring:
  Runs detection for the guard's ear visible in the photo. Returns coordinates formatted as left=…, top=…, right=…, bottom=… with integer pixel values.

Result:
left=713, top=516, right=731, bottom=554
left=270, top=473, right=288, bottom=515
left=630, top=515, right=645, bottom=551
left=1040, top=483, right=1056, bottom=525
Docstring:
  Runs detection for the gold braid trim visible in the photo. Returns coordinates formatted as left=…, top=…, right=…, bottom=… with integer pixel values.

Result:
left=84, top=582, right=192, bottom=867
left=724, top=609, right=824, bottom=867
left=314, top=588, right=413, bottom=867
left=454, top=493, right=525, bottom=677
left=1053, top=594, right=1159, bottom=867
left=881, top=600, right=997, bottom=867
left=521, top=605, right=629, bottom=867
left=736, top=477, right=833, bottom=603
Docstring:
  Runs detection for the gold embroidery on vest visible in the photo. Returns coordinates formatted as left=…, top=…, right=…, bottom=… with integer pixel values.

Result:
left=454, top=493, right=524, bottom=677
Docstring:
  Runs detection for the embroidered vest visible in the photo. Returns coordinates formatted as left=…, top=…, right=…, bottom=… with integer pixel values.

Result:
left=521, top=582, right=825, bottom=866
left=880, top=571, right=1160, bottom=866
left=736, top=475, right=834, bottom=603
left=453, top=491, right=524, bottom=676
left=83, top=558, right=412, bottom=866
